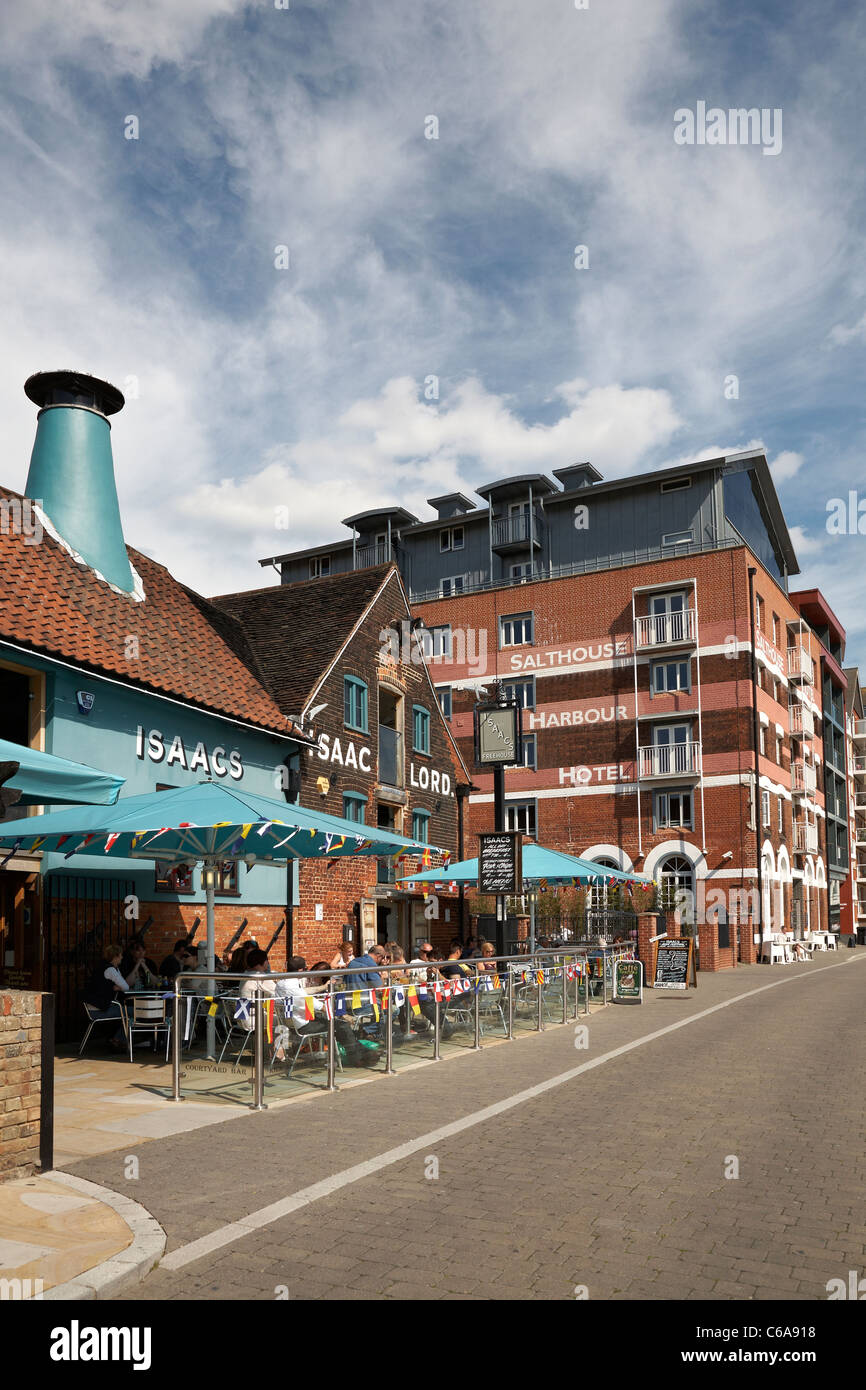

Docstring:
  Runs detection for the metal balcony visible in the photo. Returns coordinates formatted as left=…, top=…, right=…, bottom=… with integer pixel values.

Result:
left=788, top=701, right=814, bottom=739
left=354, top=541, right=397, bottom=571
left=490, top=511, right=543, bottom=553
left=791, top=760, right=817, bottom=796
left=787, top=645, right=814, bottom=682
left=852, top=754, right=866, bottom=780
left=638, top=741, right=702, bottom=779
left=854, top=719, right=866, bottom=739
left=634, top=608, right=698, bottom=649
left=793, top=821, right=819, bottom=854
left=854, top=826, right=866, bottom=848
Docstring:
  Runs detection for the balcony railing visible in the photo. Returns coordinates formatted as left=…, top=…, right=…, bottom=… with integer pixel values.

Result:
left=490, top=511, right=543, bottom=551
left=378, top=726, right=403, bottom=788
left=354, top=542, right=397, bottom=571
left=853, top=719, right=866, bottom=739
left=791, top=761, right=818, bottom=796
left=854, top=826, right=866, bottom=848
left=793, top=821, right=819, bottom=854
left=859, top=899, right=866, bottom=918
left=787, top=646, right=814, bottom=682
left=852, top=754, right=866, bottom=778
left=634, top=609, right=698, bottom=649
left=638, top=741, right=701, bottom=778
left=788, top=701, right=814, bottom=739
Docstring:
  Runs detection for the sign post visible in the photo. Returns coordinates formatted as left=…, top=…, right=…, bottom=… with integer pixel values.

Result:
left=474, top=697, right=522, bottom=955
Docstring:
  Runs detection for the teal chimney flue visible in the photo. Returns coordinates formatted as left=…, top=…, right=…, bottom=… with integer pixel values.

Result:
left=24, top=370, right=135, bottom=594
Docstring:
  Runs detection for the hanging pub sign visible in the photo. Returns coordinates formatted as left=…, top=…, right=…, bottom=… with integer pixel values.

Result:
left=478, top=831, right=522, bottom=895
left=474, top=701, right=523, bottom=766
left=613, top=958, right=643, bottom=1003
left=653, top=937, right=697, bottom=990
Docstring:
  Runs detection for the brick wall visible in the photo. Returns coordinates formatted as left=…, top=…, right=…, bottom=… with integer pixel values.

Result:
left=0, top=990, right=42, bottom=1182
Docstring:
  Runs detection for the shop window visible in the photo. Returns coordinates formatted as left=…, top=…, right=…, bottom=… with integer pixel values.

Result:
left=215, top=861, right=238, bottom=895
left=344, top=676, right=369, bottom=733
left=413, top=704, right=430, bottom=754
left=343, top=791, right=367, bottom=824
left=155, top=861, right=195, bottom=895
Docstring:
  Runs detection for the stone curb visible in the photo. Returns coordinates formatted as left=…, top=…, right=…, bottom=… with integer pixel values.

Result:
left=38, top=1170, right=166, bottom=1301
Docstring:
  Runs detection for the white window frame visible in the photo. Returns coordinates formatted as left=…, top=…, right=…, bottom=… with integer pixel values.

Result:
left=505, top=799, right=536, bottom=838
left=439, top=526, right=465, bottom=553
left=661, top=530, right=693, bottom=547
left=522, top=734, right=537, bottom=770
left=502, top=677, right=535, bottom=710
left=440, top=575, right=465, bottom=597
left=436, top=687, right=452, bottom=720
left=652, top=658, right=691, bottom=694
left=761, top=789, right=771, bottom=828
left=500, top=611, right=534, bottom=648
left=309, top=555, right=331, bottom=578
left=654, top=788, right=693, bottom=831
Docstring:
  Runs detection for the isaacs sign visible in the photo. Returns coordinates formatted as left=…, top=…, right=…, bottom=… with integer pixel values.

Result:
left=314, top=732, right=453, bottom=795
left=136, top=727, right=244, bottom=780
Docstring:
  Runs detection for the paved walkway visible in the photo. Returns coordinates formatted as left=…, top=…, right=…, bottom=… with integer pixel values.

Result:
left=56, top=953, right=866, bottom=1302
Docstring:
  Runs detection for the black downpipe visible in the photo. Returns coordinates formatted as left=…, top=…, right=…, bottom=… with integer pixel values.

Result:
left=748, top=567, right=765, bottom=955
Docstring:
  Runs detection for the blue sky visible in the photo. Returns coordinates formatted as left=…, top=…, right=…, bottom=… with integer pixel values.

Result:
left=2, top=0, right=865, bottom=664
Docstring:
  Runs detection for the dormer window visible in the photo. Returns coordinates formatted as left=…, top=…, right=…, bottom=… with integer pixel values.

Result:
left=440, top=526, right=464, bottom=552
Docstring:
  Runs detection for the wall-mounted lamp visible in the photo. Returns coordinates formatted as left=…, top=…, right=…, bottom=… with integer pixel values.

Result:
left=201, top=864, right=218, bottom=891
left=316, top=775, right=330, bottom=797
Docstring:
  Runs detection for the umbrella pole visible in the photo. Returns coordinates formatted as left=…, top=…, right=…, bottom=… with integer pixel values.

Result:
left=530, top=893, right=536, bottom=954
left=205, top=865, right=216, bottom=1060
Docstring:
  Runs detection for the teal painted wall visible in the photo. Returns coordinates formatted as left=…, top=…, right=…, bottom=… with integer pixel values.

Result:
left=7, top=649, right=298, bottom=907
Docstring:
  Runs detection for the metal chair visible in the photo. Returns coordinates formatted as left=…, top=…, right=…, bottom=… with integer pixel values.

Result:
left=270, top=1017, right=343, bottom=1078
left=127, top=995, right=172, bottom=1061
left=79, top=1001, right=128, bottom=1055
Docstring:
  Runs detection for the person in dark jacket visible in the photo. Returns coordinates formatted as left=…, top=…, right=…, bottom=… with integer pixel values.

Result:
left=82, top=944, right=130, bottom=1048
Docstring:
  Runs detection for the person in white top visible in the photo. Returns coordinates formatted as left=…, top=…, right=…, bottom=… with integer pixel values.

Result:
left=238, top=949, right=276, bottom=1029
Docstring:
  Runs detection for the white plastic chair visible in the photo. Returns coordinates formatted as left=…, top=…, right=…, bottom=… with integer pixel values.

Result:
left=127, top=995, right=172, bottom=1061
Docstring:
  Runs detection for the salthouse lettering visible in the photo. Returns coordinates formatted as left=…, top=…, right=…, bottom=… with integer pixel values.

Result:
left=509, top=638, right=629, bottom=672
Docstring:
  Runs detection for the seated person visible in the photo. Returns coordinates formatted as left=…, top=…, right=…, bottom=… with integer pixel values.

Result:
left=82, top=944, right=131, bottom=1049
left=343, top=943, right=386, bottom=991
left=159, top=939, right=196, bottom=981
left=273, top=955, right=377, bottom=1066
left=477, top=941, right=497, bottom=973
left=119, top=939, right=159, bottom=990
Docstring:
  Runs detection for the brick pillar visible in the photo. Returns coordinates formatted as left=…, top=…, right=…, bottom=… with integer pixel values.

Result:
left=0, top=991, right=43, bottom=1182
left=739, top=912, right=759, bottom=964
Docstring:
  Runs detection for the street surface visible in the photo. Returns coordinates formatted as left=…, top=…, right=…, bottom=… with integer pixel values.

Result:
left=64, top=954, right=866, bottom=1301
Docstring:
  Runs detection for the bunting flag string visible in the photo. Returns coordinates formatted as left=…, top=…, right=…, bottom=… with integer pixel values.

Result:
left=104, top=832, right=121, bottom=853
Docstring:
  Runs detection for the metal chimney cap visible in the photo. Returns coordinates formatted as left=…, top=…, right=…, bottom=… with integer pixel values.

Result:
left=24, top=370, right=125, bottom=416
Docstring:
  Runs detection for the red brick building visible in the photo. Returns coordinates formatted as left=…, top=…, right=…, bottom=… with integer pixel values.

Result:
left=214, top=564, right=470, bottom=963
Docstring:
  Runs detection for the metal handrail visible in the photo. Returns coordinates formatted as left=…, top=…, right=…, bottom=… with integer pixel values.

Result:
left=169, top=947, right=614, bottom=1106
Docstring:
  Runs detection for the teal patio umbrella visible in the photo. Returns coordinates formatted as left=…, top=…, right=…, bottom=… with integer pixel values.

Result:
left=398, top=843, right=652, bottom=952
left=0, top=780, right=443, bottom=1055
left=398, top=842, right=652, bottom=888
left=0, top=738, right=124, bottom=807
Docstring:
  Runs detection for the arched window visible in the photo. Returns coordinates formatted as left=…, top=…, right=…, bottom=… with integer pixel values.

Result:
left=589, top=856, right=621, bottom=911
left=657, top=855, right=695, bottom=929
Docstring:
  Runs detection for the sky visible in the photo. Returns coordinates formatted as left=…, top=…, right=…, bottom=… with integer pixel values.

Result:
left=1, top=0, right=865, bottom=663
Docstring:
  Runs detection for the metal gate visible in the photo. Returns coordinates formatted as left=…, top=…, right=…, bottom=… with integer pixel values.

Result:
left=44, top=874, right=135, bottom=1044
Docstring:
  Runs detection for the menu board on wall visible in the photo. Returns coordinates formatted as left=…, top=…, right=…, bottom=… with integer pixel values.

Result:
left=478, top=832, right=522, bottom=895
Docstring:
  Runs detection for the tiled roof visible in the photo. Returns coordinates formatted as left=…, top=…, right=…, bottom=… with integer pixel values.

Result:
left=213, top=565, right=394, bottom=716
left=0, top=485, right=296, bottom=734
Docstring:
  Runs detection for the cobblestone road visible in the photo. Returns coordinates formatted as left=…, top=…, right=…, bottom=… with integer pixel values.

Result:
left=66, top=954, right=866, bottom=1301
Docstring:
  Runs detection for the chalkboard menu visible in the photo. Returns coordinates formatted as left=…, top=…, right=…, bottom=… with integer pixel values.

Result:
left=653, top=938, right=696, bottom=990
left=478, top=832, right=522, bottom=895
